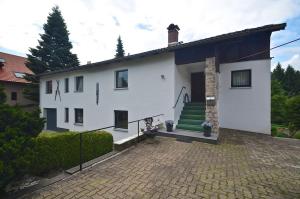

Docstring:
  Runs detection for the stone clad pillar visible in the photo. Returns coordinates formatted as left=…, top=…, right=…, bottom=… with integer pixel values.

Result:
left=205, top=57, right=219, bottom=134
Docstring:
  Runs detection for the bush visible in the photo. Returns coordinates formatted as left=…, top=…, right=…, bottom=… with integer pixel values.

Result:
left=271, top=94, right=287, bottom=124
left=30, top=131, right=113, bottom=175
left=276, top=132, right=289, bottom=138
left=0, top=105, right=44, bottom=191
left=271, top=126, right=278, bottom=137
left=286, top=95, right=300, bottom=129
left=293, top=131, right=300, bottom=139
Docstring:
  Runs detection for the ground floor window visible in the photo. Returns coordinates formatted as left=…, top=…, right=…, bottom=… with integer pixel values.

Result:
left=75, top=108, right=83, bottom=124
left=114, top=110, right=128, bottom=129
left=11, top=92, right=17, bottom=101
left=65, top=108, right=69, bottom=123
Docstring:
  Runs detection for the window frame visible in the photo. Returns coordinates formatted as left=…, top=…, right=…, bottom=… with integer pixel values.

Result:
left=115, top=69, right=128, bottom=89
left=75, top=76, right=84, bottom=92
left=231, top=69, right=252, bottom=88
left=65, top=78, right=69, bottom=93
left=46, top=80, right=52, bottom=94
left=65, top=108, right=69, bottom=123
left=11, top=92, right=17, bottom=101
left=74, top=108, right=83, bottom=125
left=114, top=110, right=128, bottom=130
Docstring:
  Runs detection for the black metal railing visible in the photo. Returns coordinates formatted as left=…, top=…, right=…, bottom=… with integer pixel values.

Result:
left=77, top=113, right=164, bottom=171
left=173, top=86, right=186, bottom=108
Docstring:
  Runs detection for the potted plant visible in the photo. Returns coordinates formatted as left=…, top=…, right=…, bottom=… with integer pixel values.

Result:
left=165, top=120, right=174, bottom=132
left=202, top=121, right=212, bottom=137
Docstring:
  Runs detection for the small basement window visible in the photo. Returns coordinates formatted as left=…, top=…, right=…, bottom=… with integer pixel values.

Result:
left=11, top=92, right=17, bottom=101
left=75, top=76, right=83, bottom=92
left=46, top=80, right=52, bottom=94
left=231, top=69, right=251, bottom=88
left=114, top=110, right=128, bottom=129
left=115, top=70, right=128, bottom=89
left=75, top=108, right=83, bottom=124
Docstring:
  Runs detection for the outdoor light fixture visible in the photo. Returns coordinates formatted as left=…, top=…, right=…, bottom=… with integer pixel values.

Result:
left=161, top=74, right=165, bottom=79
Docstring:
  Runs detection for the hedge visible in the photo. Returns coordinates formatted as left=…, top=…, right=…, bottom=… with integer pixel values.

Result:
left=30, top=131, right=113, bottom=175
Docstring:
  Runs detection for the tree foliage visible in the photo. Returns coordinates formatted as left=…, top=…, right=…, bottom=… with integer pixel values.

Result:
left=271, top=63, right=300, bottom=131
left=115, top=36, right=125, bottom=58
left=24, top=6, right=79, bottom=102
left=0, top=85, right=6, bottom=105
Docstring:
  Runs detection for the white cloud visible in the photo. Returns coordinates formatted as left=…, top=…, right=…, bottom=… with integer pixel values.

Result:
left=282, top=54, right=300, bottom=70
left=0, top=0, right=300, bottom=65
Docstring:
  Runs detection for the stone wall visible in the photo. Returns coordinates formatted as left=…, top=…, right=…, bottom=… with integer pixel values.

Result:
left=205, top=57, right=219, bottom=134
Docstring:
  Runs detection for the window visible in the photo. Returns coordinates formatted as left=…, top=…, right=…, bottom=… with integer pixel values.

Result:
left=46, top=80, right=52, bottom=94
left=75, top=76, right=83, bottom=92
left=75, top=108, right=83, bottom=124
left=231, top=69, right=251, bottom=87
left=65, top=108, right=69, bottom=123
left=65, top=78, right=69, bottom=93
left=115, top=70, right=128, bottom=89
left=11, top=92, right=17, bottom=101
left=114, top=110, right=128, bottom=129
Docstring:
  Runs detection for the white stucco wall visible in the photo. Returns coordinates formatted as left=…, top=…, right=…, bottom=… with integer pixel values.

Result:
left=40, top=53, right=175, bottom=142
left=218, top=59, right=271, bottom=134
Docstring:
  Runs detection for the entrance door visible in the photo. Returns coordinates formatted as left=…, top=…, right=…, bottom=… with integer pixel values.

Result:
left=191, top=72, right=205, bottom=102
left=46, top=108, right=57, bottom=131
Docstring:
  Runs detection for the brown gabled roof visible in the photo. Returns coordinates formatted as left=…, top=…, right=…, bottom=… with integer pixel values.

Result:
left=0, top=52, right=34, bottom=83
left=39, top=23, right=286, bottom=77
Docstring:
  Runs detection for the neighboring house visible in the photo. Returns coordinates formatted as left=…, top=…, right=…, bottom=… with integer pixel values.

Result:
left=0, top=52, right=35, bottom=108
left=39, top=23, right=286, bottom=142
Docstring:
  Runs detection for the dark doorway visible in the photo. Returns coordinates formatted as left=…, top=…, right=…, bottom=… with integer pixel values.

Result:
left=45, top=108, right=57, bottom=131
left=191, top=72, right=205, bottom=102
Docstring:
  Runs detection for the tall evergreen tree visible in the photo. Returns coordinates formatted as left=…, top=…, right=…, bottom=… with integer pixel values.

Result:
left=283, top=65, right=297, bottom=96
left=272, top=63, right=285, bottom=82
left=24, top=6, right=79, bottom=102
left=115, top=36, right=125, bottom=58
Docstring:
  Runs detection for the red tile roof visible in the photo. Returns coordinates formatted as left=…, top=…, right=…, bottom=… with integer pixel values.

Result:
left=0, top=52, right=33, bottom=83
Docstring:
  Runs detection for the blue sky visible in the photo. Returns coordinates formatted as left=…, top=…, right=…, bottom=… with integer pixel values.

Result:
left=0, top=0, right=299, bottom=70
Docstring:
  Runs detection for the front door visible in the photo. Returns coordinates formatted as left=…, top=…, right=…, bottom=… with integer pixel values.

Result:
left=46, top=108, right=57, bottom=131
left=191, top=72, right=205, bottom=102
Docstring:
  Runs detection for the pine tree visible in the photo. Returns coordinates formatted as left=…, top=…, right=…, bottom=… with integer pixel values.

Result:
left=272, top=63, right=285, bottom=82
left=115, top=36, right=125, bottom=58
left=283, top=65, right=297, bottom=96
left=24, top=6, right=79, bottom=102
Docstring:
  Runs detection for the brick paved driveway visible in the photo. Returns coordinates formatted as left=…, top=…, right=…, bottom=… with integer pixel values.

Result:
left=22, top=132, right=300, bottom=199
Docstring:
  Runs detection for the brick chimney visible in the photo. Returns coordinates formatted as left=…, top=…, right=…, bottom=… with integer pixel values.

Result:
left=167, top=24, right=180, bottom=46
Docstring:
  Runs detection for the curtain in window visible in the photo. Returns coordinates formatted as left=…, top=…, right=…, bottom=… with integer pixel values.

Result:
left=76, top=77, right=83, bottom=91
left=232, top=70, right=250, bottom=87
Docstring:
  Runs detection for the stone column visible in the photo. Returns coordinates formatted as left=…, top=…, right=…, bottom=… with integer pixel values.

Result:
left=205, top=57, right=219, bottom=134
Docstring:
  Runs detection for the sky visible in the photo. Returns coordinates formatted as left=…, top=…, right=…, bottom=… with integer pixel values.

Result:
left=0, top=0, right=300, bottom=70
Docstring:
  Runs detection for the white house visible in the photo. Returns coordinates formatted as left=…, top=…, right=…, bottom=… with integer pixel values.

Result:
left=39, top=23, right=286, bottom=142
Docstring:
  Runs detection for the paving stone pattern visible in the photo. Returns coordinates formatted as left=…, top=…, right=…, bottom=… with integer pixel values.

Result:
left=21, top=132, right=300, bottom=199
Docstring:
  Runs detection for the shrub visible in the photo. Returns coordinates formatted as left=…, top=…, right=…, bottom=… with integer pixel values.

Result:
left=276, top=132, right=289, bottom=138
left=293, top=131, right=300, bottom=139
left=286, top=95, right=300, bottom=129
left=271, top=126, right=278, bottom=137
left=30, top=131, right=113, bottom=175
left=0, top=105, right=44, bottom=191
left=271, top=94, right=287, bottom=124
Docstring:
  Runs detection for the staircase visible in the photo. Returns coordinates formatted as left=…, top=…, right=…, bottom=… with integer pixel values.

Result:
left=176, top=102, right=205, bottom=132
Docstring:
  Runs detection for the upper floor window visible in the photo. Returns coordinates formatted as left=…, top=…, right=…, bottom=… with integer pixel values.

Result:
left=65, top=78, right=69, bottom=93
left=46, top=80, right=52, bottom=94
left=231, top=69, right=251, bottom=88
left=11, top=92, right=17, bottom=101
left=75, top=76, right=83, bottom=92
left=115, top=70, right=128, bottom=89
